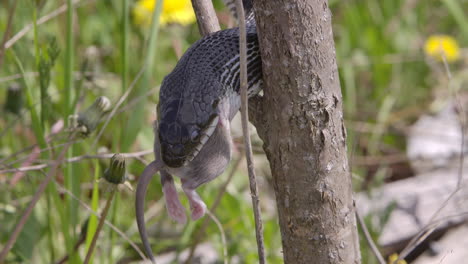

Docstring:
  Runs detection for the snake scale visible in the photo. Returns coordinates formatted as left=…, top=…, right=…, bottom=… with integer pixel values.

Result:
left=136, top=0, right=261, bottom=262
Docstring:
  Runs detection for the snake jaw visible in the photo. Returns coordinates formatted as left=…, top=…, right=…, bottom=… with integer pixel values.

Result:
left=184, top=115, right=220, bottom=166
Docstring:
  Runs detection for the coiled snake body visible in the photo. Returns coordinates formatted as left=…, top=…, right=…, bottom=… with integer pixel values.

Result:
left=158, top=7, right=260, bottom=169
left=136, top=1, right=261, bottom=262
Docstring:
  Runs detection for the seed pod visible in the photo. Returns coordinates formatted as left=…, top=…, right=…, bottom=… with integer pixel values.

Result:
left=34, top=0, right=47, bottom=10
left=76, top=96, right=111, bottom=135
left=4, top=83, right=23, bottom=115
left=103, top=154, right=127, bottom=185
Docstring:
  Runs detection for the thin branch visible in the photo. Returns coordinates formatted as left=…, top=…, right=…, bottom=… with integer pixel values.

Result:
left=355, top=210, right=386, bottom=264
left=4, top=0, right=91, bottom=50
left=54, top=228, right=87, bottom=264
left=54, top=182, right=147, bottom=260
left=0, top=133, right=77, bottom=262
left=184, top=156, right=243, bottom=264
left=191, top=0, right=221, bottom=35
left=1, top=130, right=81, bottom=168
left=0, top=71, right=117, bottom=85
left=235, top=1, right=266, bottom=263
left=9, top=120, right=64, bottom=185
left=399, top=48, right=466, bottom=261
left=206, top=210, right=228, bottom=264
left=83, top=190, right=116, bottom=264
left=92, top=65, right=146, bottom=147
left=0, top=150, right=152, bottom=174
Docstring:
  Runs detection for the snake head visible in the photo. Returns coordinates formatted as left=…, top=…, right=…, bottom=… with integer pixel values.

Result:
left=158, top=98, right=220, bottom=168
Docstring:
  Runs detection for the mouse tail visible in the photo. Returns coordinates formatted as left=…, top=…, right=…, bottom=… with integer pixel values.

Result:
left=136, top=160, right=162, bottom=264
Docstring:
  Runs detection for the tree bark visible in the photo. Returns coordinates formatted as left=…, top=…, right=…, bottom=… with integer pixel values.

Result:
left=191, top=0, right=220, bottom=36
left=250, top=1, right=361, bottom=263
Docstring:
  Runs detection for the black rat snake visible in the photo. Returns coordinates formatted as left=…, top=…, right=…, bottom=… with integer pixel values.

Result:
left=136, top=1, right=261, bottom=262
left=157, top=0, right=261, bottom=168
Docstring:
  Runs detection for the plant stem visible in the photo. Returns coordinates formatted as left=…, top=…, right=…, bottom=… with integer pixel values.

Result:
left=0, top=0, right=17, bottom=68
left=11, top=51, right=47, bottom=148
left=121, top=0, right=129, bottom=92
left=121, top=0, right=163, bottom=151
left=235, top=0, right=266, bottom=263
left=85, top=161, right=100, bottom=262
left=64, top=0, right=74, bottom=119
left=83, top=190, right=116, bottom=264
left=0, top=134, right=76, bottom=262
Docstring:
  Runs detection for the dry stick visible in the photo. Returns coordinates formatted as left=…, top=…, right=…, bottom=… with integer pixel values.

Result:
left=206, top=210, right=228, bottom=264
left=0, top=149, right=152, bottom=174
left=190, top=0, right=221, bottom=36
left=1, top=132, right=83, bottom=167
left=0, top=133, right=77, bottom=262
left=0, top=71, right=115, bottom=84
left=10, top=121, right=64, bottom=185
left=55, top=231, right=86, bottom=264
left=235, top=1, right=266, bottom=263
left=0, top=0, right=18, bottom=68
left=355, top=210, right=386, bottom=264
left=116, top=87, right=159, bottom=115
left=83, top=190, right=116, bottom=264
left=4, top=0, right=91, bottom=50
left=55, top=182, right=147, bottom=260
left=399, top=54, right=466, bottom=260
left=92, top=65, right=146, bottom=147
left=184, top=156, right=244, bottom=264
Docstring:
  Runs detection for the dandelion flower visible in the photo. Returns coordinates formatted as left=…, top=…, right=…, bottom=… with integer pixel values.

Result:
left=133, top=0, right=196, bottom=27
left=424, top=35, right=460, bottom=62
left=388, top=253, right=407, bottom=264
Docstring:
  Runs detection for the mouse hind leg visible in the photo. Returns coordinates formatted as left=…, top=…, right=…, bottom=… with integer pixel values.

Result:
left=181, top=179, right=207, bottom=221
left=161, top=170, right=187, bottom=224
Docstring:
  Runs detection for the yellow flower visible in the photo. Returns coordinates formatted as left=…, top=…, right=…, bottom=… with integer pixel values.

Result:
left=424, top=35, right=460, bottom=62
left=388, top=253, right=407, bottom=264
left=133, top=0, right=196, bottom=27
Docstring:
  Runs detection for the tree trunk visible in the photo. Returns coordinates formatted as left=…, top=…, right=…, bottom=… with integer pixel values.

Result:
left=191, top=0, right=220, bottom=36
left=250, top=1, right=361, bottom=263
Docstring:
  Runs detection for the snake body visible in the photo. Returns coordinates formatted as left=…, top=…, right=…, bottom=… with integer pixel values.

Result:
left=136, top=1, right=261, bottom=262
left=157, top=2, right=261, bottom=170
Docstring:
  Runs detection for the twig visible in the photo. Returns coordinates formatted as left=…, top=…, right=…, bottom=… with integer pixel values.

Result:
left=0, top=0, right=18, bottom=68
left=184, top=156, right=243, bottom=264
left=0, top=71, right=116, bottom=84
left=116, top=87, right=159, bottom=115
left=92, top=65, right=146, bottom=147
left=55, top=229, right=87, bottom=264
left=206, top=210, right=228, bottom=264
left=10, top=120, right=64, bottom=185
left=54, top=182, right=147, bottom=260
left=1, top=132, right=82, bottom=168
left=398, top=48, right=466, bottom=261
left=3, top=0, right=91, bottom=50
left=0, top=133, right=77, bottom=262
left=235, top=1, right=266, bottom=263
left=355, top=210, right=386, bottom=264
left=190, top=0, right=221, bottom=35
left=84, top=190, right=116, bottom=264
left=0, top=150, right=152, bottom=174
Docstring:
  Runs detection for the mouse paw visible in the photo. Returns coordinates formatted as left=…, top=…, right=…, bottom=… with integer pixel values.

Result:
left=166, top=199, right=187, bottom=224
left=163, top=182, right=187, bottom=224
left=190, top=200, right=207, bottom=221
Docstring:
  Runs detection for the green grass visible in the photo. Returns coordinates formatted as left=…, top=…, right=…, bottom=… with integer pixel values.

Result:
left=0, top=0, right=466, bottom=263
